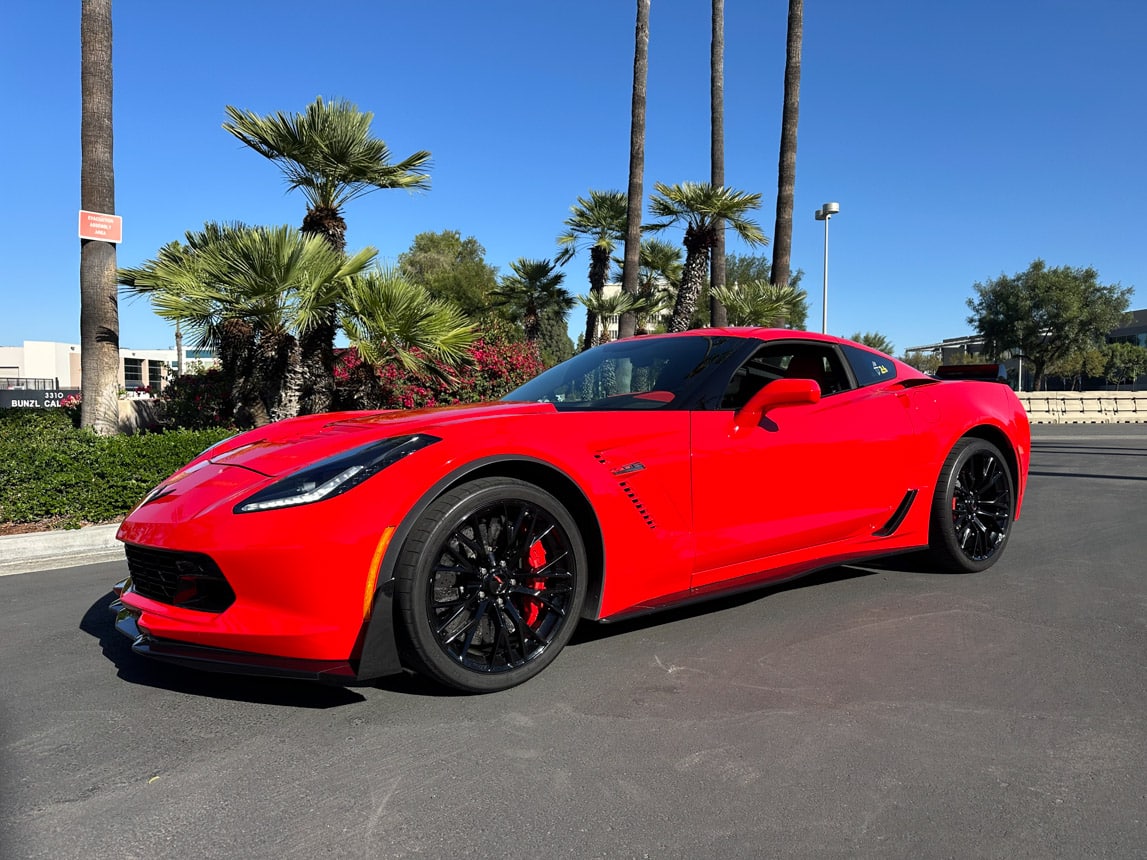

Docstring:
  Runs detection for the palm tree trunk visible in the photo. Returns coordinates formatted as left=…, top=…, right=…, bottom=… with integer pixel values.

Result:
left=299, top=205, right=347, bottom=413
left=770, top=0, right=803, bottom=292
left=618, top=0, right=650, bottom=342
left=667, top=232, right=710, bottom=333
left=80, top=0, right=121, bottom=435
left=709, top=0, right=728, bottom=328
left=582, top=246, right=610, bottom=350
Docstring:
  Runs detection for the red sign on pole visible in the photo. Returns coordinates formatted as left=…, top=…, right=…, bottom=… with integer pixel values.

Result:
left=79, top=210, right=123, bottom=243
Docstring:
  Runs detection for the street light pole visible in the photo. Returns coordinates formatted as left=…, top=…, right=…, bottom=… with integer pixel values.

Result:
left=814, top=202, right=840, bottom=334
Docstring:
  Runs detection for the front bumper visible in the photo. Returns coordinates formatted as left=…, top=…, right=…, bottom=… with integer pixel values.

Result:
left=110, top=581, right=361, bottom=684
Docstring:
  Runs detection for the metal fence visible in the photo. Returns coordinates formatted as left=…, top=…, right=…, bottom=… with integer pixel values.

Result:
left=1, top=377, right=59, bottom=390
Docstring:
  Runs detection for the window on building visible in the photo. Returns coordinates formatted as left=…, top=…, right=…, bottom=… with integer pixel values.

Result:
left=123, top=357, right=144, bottom=389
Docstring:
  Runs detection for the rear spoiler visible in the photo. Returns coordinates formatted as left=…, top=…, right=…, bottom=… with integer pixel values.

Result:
left=933, top=363, right=1009, bottom=383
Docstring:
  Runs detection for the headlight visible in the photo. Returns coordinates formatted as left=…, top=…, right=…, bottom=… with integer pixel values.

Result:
left=233, top=434, right=439, bottom=514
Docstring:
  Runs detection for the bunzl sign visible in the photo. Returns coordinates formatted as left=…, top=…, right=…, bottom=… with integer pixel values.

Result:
left=0, top=390, right=79, bottom=409
left=79, top=210, right=123, bottom=243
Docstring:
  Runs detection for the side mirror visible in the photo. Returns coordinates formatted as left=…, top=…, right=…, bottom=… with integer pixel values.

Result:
left=733, top=378, right=820, bottom=434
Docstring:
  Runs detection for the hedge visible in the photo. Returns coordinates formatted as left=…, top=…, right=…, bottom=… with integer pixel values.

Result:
left=0, top=408, right=233, bottom=528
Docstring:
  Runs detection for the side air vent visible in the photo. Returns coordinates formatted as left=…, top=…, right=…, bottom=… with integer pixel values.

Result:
left=873, top=489, right=918, bottom=537
left=618, top=480, right=657, bottom=530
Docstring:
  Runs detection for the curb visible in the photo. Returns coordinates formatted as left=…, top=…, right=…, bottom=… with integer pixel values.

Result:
left=0, top=523, right=123, bottom=577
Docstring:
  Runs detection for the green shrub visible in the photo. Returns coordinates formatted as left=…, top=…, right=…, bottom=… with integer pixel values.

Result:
left=0, top=408, right=233, bottom=527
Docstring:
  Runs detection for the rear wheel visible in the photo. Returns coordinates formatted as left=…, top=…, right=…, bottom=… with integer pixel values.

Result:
left=929, top=438, right=1015, bottom=572
left=395, top=478, right=586, bottom=693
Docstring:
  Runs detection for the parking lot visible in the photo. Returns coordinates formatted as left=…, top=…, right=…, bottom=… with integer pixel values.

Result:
left=2, top=424, right=1145, bottom=859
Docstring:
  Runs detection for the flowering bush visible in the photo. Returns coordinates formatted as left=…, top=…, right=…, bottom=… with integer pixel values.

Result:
left=162, top=369, right=233, bottom=429
left=334, top=333, right=545, bottom=411
left=59, top=394, right=82, bottom=427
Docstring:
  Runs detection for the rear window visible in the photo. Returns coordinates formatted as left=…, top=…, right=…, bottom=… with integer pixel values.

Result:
left=841, top=344, right=897, bottom=387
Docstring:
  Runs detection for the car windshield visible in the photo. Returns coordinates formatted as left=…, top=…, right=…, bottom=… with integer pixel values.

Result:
left=503, top=335, right=739, bottom=410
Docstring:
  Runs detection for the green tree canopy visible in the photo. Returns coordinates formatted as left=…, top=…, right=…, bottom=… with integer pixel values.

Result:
left=966, top=259, right=1132, bottom=390
left=490, top=258, right=574, bottom=344
left=397, top=230, right=499, bottom=318
left=557, top=190, right=628, bottom=351
left=646, top=182, right=767, bottom=333
left=1102, top=341, right=1147, bottom=389
left=848, top=331, right=895, bottom=355
left=713, top=281, right=807, bottom=328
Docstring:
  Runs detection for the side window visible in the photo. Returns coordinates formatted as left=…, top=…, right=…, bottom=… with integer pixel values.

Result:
left=841, top=344, right=897, bottom=388
left=720, top=343, right=851, bottom=409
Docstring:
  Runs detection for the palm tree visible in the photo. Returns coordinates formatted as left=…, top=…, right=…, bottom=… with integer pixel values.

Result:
left=223, top=97, right=431, bottom=412
left=646, top=182, right=767, bottom=333
left=339, top=266, right=476, bottom=407
left=578, top=290, right=650, bottom=346
left=711, top=281, right=807, bottom=328
left=709, top=0, right=728, bottom=327
left=121, top=224, right=375, bottom=425
left=614, top=238, right=682, bottom=333
left=618, top=0, right=651, bottom=341
left=80, top=0, right=120, bottom=435
left=490, top=259, right=574, bottom=343
left=557, top=190, right=628, bottom=351
left=848, top=331, right=896, bottom=355
left=770, top=0, right=803, bottom=292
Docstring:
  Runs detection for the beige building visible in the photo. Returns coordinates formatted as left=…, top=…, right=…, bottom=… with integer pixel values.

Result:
left=1, top=340, right=218, bottom=394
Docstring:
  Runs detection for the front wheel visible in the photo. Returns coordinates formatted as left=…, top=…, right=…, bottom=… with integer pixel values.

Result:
left=929, top=438, right=1015, bottom=573
left=395, top=478, right=587, bottom=693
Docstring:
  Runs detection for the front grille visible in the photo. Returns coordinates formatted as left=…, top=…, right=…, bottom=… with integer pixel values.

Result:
left=124, top=544, right=236, bottom=612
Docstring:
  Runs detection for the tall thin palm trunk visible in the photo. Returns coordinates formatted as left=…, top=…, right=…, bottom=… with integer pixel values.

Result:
left=80, top=0, right=121, bottom=434
left=770, top=0, right=803, bottom=292
left=617, top=0, right=650, bottom=341
left=709, top=0, right=728, bottom=327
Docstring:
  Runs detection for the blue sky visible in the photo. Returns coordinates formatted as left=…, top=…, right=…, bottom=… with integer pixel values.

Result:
left=2, top=0, right=1144, bottom=357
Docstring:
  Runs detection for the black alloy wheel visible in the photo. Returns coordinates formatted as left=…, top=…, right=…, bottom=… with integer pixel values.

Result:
left=395, top=478, right=587, bottom=693
left=929, top=437, right=1015, bottom=573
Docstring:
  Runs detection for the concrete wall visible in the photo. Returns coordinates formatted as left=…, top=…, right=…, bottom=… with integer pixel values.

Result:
left=1019, top=391, right=1146, bottom=423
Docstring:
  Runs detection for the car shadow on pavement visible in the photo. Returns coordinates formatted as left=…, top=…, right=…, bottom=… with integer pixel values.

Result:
left=79, top=592, right=367, bottom=708
left=569, top=562, right=888, bottom=647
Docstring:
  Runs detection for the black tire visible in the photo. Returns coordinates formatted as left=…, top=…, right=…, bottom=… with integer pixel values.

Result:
left=929, top=437, right=1015, bottom=573
left=395, top=477, right=587, bottom=693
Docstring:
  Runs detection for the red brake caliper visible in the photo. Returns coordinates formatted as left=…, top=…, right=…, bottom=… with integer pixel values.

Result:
left=521, top=539, right=548, bottom=627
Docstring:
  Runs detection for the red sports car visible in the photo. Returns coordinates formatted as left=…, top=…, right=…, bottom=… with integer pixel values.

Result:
left=111, top=329, right=1030, bottom=693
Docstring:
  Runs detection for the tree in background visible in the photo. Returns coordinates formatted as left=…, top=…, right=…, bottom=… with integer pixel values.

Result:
left=1042, top=344, right=1105, bottom=391
left=339, top=265, right=475, bottom=392
left=618, top=0, right=651, bottom=341
left=621, top=238, right=683, bottom=333
left=578, top=290, right=649, bottom=346
left=901, top=351, right=941, bottom=375
left=1102, top=342, right=1147, bottom=390
left=849, top=331, right=896, bottom=355
left=557, top=190, right=628, bottom=350
left=121, top=223, right=376, bottom=425
left=490, top=258, right=575, bottom=344
left=769, top=0, right=803, bottom=295
left=223, top=97, right=431, bottom=413
left=397, top=230, right=499, bottom=318
left=536, top=314, right=575, bottom=366
left=966, top=259, right=1132, bottom=390
left=647, top=182, right=767, bottom=333
left=724, top=253, right=808, bottom=329
left=709, top=0, right=728, bottom=327
left=713, top=281, right=807, bottom=328
left=80, top=0, right=121, bottom=434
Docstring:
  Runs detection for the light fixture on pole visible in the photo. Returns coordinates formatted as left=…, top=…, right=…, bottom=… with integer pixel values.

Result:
left=814, top=201, right=840, bottom=334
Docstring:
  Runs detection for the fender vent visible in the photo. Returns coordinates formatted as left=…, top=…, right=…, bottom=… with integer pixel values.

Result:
left=873, top=489, right=918, bottom=537
left=618, top=480, right=656, bottom=529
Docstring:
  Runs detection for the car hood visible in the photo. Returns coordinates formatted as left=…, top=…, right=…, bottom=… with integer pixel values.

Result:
left=209, top=401, right=555, bottom=477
